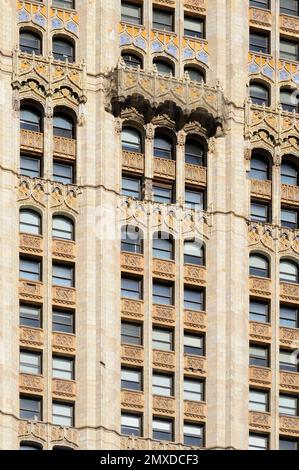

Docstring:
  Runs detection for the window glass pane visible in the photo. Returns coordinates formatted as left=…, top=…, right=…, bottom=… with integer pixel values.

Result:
left=153, top=374, right=172, bottom=396
left=121, top=413, right=141, bottom=436
left=153, top=9, right=173, bottom=32
left=153, top=185, right=172, bottom=204
left=20, top=304, right=41, bottom=328
left=20, top=351, right=41, bottom=375
left=20, top=397, right=41, bottom=421
left=184, top=16, right=203, bottom=38
left=20, top=155, right=41, bottom=178
left=153, top=283, right=173, bottom=305
left=281, top=162, right=298, bottom=185
left=152, top=329, right=173, bottom=351
left=249, top=33, right=269, bottom=54
left=279, top=395, right=297, bottom=416
left=249, top=255, right=268, bottom=278
left=20, top=258, right=41, bottom=282
left=249, top=434, right=268, bottom=450
left=280, top=40, right=298, bottom=61
left=121, top=2, right=142, bottom=25
left=52, top=402, right=73, bottom=427
left=250, top=156, right=268, bottom=180
left=53, top=357, right=74, bottom=380
left=53, top=162, right=74, bottom=184
left=250, top=202, right=268, bottom=223
left=184, top=288, right=204, bottom=311
left=20, top=108, right=41, bottom=132
left=249, top=390, right=268, bottom=412
left=153, top=236, right=173, bottom=260
left=122, top=177, right=141, bottom=199
left=52, top=310, right=74, bottom=334
left=184, top=241, right=204, bottom=265
left=249, top=300, right=269, bottom=323
left=52, top=264, right=74, bottom=287
left=121, top=277, right=142, bottom=300
left=249, top=345, right=269, bottom=367
left=154, top=136, right=173, bottom=159
left=53, top=39, right=74, bottom=62
left=185, top=190, right=204, bottom=210
left=152, top=418, right=173, bottom=441
left=184, top=334, right=204, bottom=356
left=280, top=260, right=298, bottom=283
left=121, top=226, right=142, bottom=253
left=121, top=322, right=142, bottom=345
left=184, top=423, right=203, bottom=447
left=20, top=210, right=41, bottom=235
left=122, top=128, right=141, bottom=152
left=121, top=368, right=141, bottom=391
left=280, top=305, right=298, bottom=329
left=53, top=216, right=74, bottom=240
left=279, top=438, right=298, bottom=450
left=184, top=379, right=203, bottom=402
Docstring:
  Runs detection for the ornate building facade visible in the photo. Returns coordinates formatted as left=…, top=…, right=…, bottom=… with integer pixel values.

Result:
left=0, top=0, right=299, bottom=451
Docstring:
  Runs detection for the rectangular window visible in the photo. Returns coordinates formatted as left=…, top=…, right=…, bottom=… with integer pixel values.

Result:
left=153, top=282, right=173, bottom=305
left=184, top=423, right=204, bottom=447
left=53, top=161, right=74, bottom=185
left=279, top=394, right=298, bottom=416
left=280, top=0, right=299, bottom=16
left=121, top=368, right=142, bottom=391
left=184, top=378, right=204, bottom=402
left=249, top=389, right=269, bottom=412
left=250, top=1, right=269, bottom=9
left=153, top=184, right=173, bottom=204
left=122, top=177, right=141, bottom=200
left=19, top=257, right=41, bottom=282
left=185, top=189, right=204, bottom=210
left=249, top=345, right=269, bottom=368
left=152, top=418, right=173, bottom=441
left=20, top=396, right=42, bottom=421
left=20, top=155, right=41, bottom=178
left=121, top=322, right=142, bottom=345
left=249, top=300, right=269, bottom=323
left=251, top=201, right=269, bottom=223
left=249, top=32, right=270, bottom=54
left=281, top=208, right=298, bottom=229
left=184, top=16, right=204, bottom=39
left=249, top=433, right=268, bottom=450
left=280, top=38, right=299, bottom=61
left=121, top=276, right=142, bottom=300
left=52, top=310, right=74, bottom=334
left=20, top=304, right=42, bottom=328
left=20, top=351, right=41, bottom=375
left=153, top=9, right=174, bottom=32
left=152, top=373, right=173, bottom=397
left=121, top=413, right=142, bottom=436
left=184, top=333, right=204, bottom=356
left=280, top=305, right=299, bottom=329
left=52, top=356, right=74, bottom=381
left=121, top=1, right=142, bottom=25
left=184, top=288, right=204, bottom=311
left=280, top=349, right=299, bottom=373
left=53, top=1, right=75, bottom=10
left=279, top=438, right=299, bottom=450
left=52, top=264, right=74, bottom=288
left=52, top=402, right=74, bottom=427
left=152, top=328, right=173, bottom=351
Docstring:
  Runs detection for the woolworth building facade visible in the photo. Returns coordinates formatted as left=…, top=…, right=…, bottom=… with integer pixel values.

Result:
left=0, top=0, right=299, bottom=451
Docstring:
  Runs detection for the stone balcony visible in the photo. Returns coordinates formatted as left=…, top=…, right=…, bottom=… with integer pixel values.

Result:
left=250, top=179, right=272, bottom=200
left=280, top=327, right=299, bottom=348
left=19, top=233, right=43, bottom=255
left=122, top=150, right=145, bottom=174
left=185, top=164, right=207, bottom=187
left=280, top=282, right=299, bottom=304
left=52, top=286, right=76, bottom=307
left=20, top=129, right=43, bottom=154
left=280, top=371, right=299, bottom=394
left=249, top=411, right=271, bottom=432
left=20, top=326, right=44, bottom=349
left=249, top=276, right=271, bottom=298
left=153, top=350, right=175, bottom=372
left=121, top=390, right=144, bottom=412
left=121, top=344, right=144, bottom=366
left=184, top=400, right=207, bottom=422
left=19, top=374, right=44, bottom=395
left=184, top=355, right=207, bottom=377
left=281, top=184, right=299, bottom=206
left=52, top=333, right=76, bottom=354
left=153, top=158, right=176, bottom=180
left=184, top=264, right=206, bottom=286
left=152, top=304, right=175, bottom=326
left=152, top=258, right=175, bottom=281
left=121, top=252, right=144, bottom=275
left=280, top=415, right=299, bottom=437
left=53, top=136, right=76, bottom=160
left=249, top=366, right=271, bottom=388
left=109, top=66, right=226, bottom=135
left=19, top=280, right=43, bottom=303
left=121, top=298, right=144, bottom=321
left=249, top=321, right=272, bottom=343
left=52, top=239, right=76, bottom=261
left=153, top=396, right=175, bottom=416
left=52, top=379, right=76, bottom=399
left=184, top=309, right=207, bottom=332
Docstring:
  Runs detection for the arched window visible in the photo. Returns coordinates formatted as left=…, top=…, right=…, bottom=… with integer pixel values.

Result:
left=184, top=241, right=204, bottom=266
left=154, top=132, right=174, bottom=160
left=153, top=233, right=174, bottom=260
left=53, top=37, right=75, bottom=62
left=20, top=442, right=42, bottom=450
left=249, top=82, right=269, bottom=106
left=281, top=160, right=298, bottom=186
left=121, top=127, right=142, bottom=153
left=53, top=113, right=75, bottom=139
left=280, top=259, right=299, bottom=284
left=280, top=89, right=298, bottom=113
left=53, top=215, right=74, bottom=241
left=185, top=138, right=205, bottom=166
left=20, top=209, right=42, bottom=235
left=20, top=106, right=42, bottom=132
left=249, top=254, right=269, bottom=278
left=250, top=153, right=270, bottom=181
left=19, top=30, right=42, bottom=55
left=153, top=58, right=174, bottom=76
left=185, top=66, right=205, bottom=83
left=121, top=226, right=143, bottom=254
left=121, top=52, right=143, bottom=69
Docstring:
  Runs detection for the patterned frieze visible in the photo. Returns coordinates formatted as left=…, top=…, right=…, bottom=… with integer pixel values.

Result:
left=280, top=14, right=299, bottom=37
left=121, top=344, right=144, bottom=366
left=249, top=8, right=271, bottom=29
left=20, top=129, right=43, bottom=154
left=184, top=265, right=206, bottom=286
left=121, top=390, right=144, bottom=411
left=52, top=286, right=76, bottom=307
left=52, top=240, right=76, bottom=261
left=19, top=280, right=43, bottom=303
left=121, top=298, right=144, bottom=321
left=52, top=333, right=76, bottom=354
left=122, top=150, right=145, bottom=174
left=18, top=420, right=79, bottom=450
left=280, top=371, right=299, bottom=394
left=184, top=355, right=207, bottom=376
left=19, top=233, right=43, bottom=255
left=249, top=411, right=271, bottom=432
left=185, top=164, right=207, bottom=186
left=250, top=179, right=272, bottom=199
left=20, top=326, right=44, bottom=349
left=152, top=258, right=175, bottom=281
left=152, top=396, right=175, bottom=416
left=121, top=252, right=144, bottom=275
left=153, top=350, right=175, bottom=371
left=249, top=278, right=272, bottom=299
left=249, top=366, right=272, bottom=388
left=20, top=373, right=44, bottom=394
left=152, top=304, right=176, bottom=326
left=280, top=327, right=299, bottom=349
left=184, top=310, right=207, bottom=332
left=120, top=435, right=197, bottom=450
left=249, top=321, right=272, bottom=343
left=279, top=416, right=299, bottom=437
left=52, top=379, right=76, bottom=399
left=184, top=400, right=206, bottom=422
